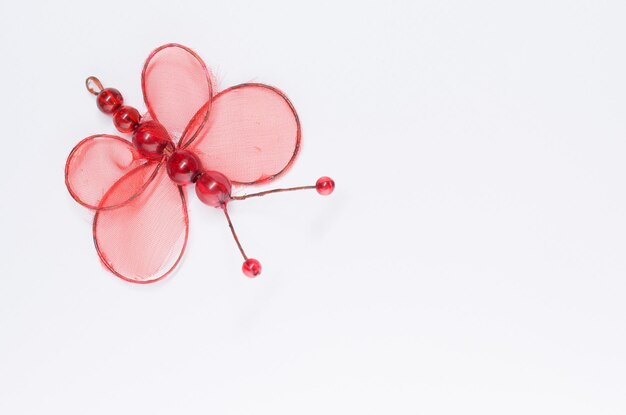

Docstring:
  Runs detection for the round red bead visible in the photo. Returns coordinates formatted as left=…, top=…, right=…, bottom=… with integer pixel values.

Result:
left=195, top=170, right=232, bottom=207
left=315, top=176, right=335, bottom=195
left=242, top=258, right=262, bottom=278
left=132, top=121, right=173, bottom=160
left=96, top=88, right=124, bottom=114
left=167, top=150, right=202, bottom=185
left=113, top=106, right=141, bottom=133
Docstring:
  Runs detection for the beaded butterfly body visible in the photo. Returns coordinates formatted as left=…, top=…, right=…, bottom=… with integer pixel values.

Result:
left=65, top=44, right=334, bottom=283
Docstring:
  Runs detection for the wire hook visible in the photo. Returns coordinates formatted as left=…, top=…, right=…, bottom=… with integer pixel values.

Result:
left=85, top=76, right=104, bottom=95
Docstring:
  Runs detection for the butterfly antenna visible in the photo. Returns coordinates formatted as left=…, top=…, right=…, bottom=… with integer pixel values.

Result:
left=231, top=176, right=335, bottom=201
left=223, top=204, right=262, bottom=278
left=223, top=176, right=334, bottom=278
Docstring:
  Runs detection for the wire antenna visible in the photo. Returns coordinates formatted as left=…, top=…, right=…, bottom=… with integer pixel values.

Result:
left=223, top=204, right=247, bottom=260
left=222, top=204, right=262, bottom=277
left=231, top=185, right=316, bottom=201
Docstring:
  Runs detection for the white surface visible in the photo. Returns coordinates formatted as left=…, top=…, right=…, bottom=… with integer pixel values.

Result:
left=1, top=1, right=626, bottom=413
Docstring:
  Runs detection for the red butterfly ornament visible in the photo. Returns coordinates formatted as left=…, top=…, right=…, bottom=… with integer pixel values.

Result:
left=65, top=44, right=334, bottom=283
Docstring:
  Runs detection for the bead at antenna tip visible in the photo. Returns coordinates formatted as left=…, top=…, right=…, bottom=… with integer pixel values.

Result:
left=316, top=176, right=335, bottom=195
left=242, top=258, right=262, bottom=278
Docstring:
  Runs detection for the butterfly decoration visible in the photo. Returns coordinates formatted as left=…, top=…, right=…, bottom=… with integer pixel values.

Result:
left=65, top=43, right=335, bottom=283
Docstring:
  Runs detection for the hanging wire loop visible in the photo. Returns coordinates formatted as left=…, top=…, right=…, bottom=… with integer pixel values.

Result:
left=85, top=76, right=104, bottom=95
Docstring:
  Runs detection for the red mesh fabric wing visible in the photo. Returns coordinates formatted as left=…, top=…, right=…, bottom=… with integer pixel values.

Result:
left=186, top=83, right=301, bottom=185
left=65, top=135, right=151, bottom=210
left=99, top=162, right=162, bottom=209
left=142, top=43, right=214, bottom=144
left=93, top=165, right=189, bottom=283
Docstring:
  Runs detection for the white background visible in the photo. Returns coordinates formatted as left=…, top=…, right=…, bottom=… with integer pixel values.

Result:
left=1, top=0, right=626, bottom=413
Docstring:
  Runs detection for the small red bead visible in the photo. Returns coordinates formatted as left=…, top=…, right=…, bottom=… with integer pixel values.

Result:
left=96, top=88, right=124, bottom=114
left=242, top=258, right=262, bottom=278
left=195, top=170, right=232, bottom=207
left=167, top=150, right=202, bottom=185
left=132, top=121, right=173, bottom=160
left=315, top=176, right=335, bottom=195
left=113, top=106, right=141, bottom=133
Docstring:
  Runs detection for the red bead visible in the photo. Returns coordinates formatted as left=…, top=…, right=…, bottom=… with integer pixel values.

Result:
left=167, top=150, right=202, bottom=185
left=113, top=106, right=141, bottom=133
left=96, top=88, right=124, bottom=114
left=195, top=170, right=232, bottom=207
left=132, top=121, right=173, bottom=160
left=242, top=258, right=262, bottom=278
left=315, top=176, right=335, bottom=195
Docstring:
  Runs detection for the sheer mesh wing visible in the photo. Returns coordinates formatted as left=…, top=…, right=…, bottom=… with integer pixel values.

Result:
left=142, top=43, right=214, bottom=144
left=93, top=165, right=189, bottom=283
left=65, top=135, right=153, bottom=210
left=186, top=83, right=301, bottom=185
